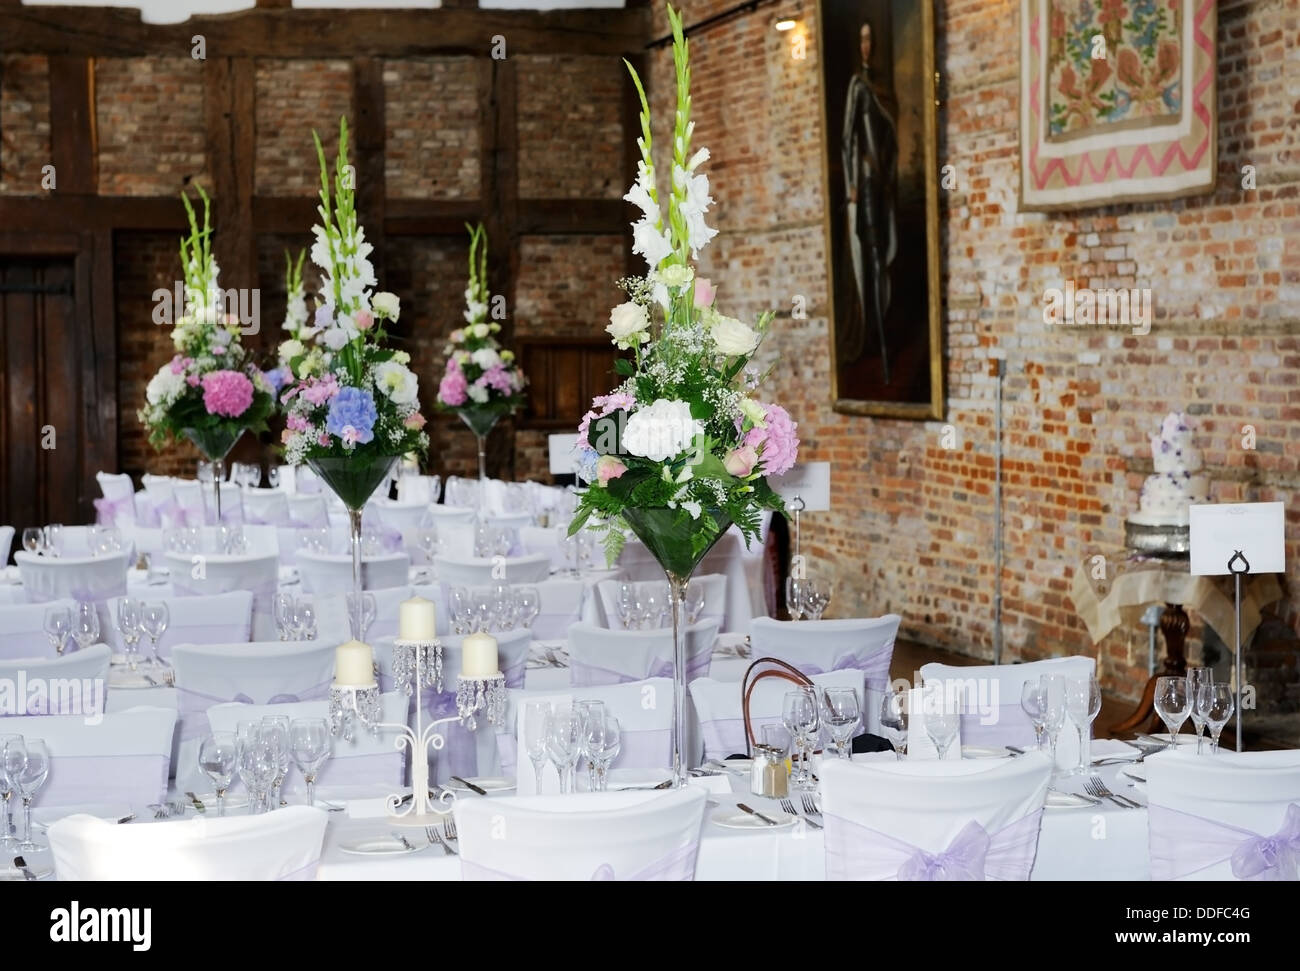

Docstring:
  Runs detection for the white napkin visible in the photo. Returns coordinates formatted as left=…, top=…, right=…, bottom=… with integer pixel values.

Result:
left=1090, top=739, right=1143, bottom=762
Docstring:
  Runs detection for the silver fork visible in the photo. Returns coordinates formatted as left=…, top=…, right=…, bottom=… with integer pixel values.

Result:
left=1085, top=774, right=1139, bottom=809
left=444, top=818, right=458, bottom=842
left=425, top=825, right=454, bottom=856
left=801, top=794, right=824, bottom=822
left=780, top=797, right=823, bottom=829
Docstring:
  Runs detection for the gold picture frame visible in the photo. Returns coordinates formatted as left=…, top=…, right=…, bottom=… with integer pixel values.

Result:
left=817, top=0, right=943, bottom=420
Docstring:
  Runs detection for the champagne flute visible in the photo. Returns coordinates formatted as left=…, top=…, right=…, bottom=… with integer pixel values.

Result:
left=523, top=701, right=552, bottom=793
left=1153, top=676, right=1190, bottom=750
left=1187, top=667, right=1213, bottom=755
left=0, top=734, right=23, bottom=848
left=1064, top=676, right=1102, bottom=775
left=43, top=606, right=71, bottom=656
left=140, top=601, right=170, bottom=669
left=575, top=700, right=606, bottom=791
left=782, top=688, right=820, bottom=788
left=14, top=738, right=48, bottom=851
left=199, top=732, right=237, bottom=817
left=1040, top=674, right=1068, bottom=769
left=72, top=601, right=100, bottom=652
left=1197, top=684, right=1234, bottom=754
left=545, top=708, right=582, bottom=794
left=616, top=583, right=637, bottom=629
left=822, top=687, right=860, bottom=760
left=273, top=592, right=296, bottom=641
left=880, top=688, right=909, bottom=759
left=261, top=715, right=292, bottom=808
left=290, top=718, right=332, bottom=807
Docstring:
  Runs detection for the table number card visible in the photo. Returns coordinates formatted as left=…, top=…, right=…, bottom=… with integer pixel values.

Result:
left=769, top=462, right=831, bottom=512
left=547, top=434, right=579, bottom=477
left=1189, top=502, right=1285, bottom=576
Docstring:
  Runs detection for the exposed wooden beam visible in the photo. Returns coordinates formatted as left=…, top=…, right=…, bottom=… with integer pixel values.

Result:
left=87, top=228, right=117, bottom=495
left=0, top=8, right=650, bottom=58
left=353, top=57, right=386, bottom=272
left=48, top=56, right=97, bottom=194
left=202, top=57, right=257, bottom=305
left=516, top=199, right=628, bottom=236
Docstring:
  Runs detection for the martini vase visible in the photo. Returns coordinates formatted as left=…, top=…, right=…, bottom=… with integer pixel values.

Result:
left=307, top=454, right=398, bottom=639
left=183, top=425, right=245, bottom=525
left=457, top=409, right=501, bottom=482
left=621, top=506, right=732, bottom=788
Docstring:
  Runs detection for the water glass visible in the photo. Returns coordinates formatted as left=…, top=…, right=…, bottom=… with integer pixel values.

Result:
left=72, top=601, right=100, bottom=651
left=1197, top=684, right=1234, bottom=754
left=782, top=687, right=820, bottom=789
left=1064, top=676, right=1102, bottom=775
left=1187, top=667, right=1213, bottom=754
left=785, top=577, right=807, bottom=620
left=822, top=687, right=860, bottom=759
left=879, top=689, right=909, bottom=759
left=141, top=601, right=170, bottom=669
left=1153, top=676, right=1190, bottom=749
left=15, top=738, right=48, bottom=851
left=21, top=527, right=43, bottom=555
left=805, top=577, right=833, bottom=620
left=1020, top=679, right=1047, bottom=749
left=273, top=592, right=296, bottom=641
left=42, top=524, right=63, bottom=558
left=923, top=683, right=960, bottom=760
left=115, top=598, right=143, bottom=670
left=545, top=708, right=582, bottom=794
left=0, top=734, right=24, bottom=847
left=198, top=732, right=237, bottom=816
left=290, top=718, right=332, bottom=806
left=43, top=606, right=71, bottom=656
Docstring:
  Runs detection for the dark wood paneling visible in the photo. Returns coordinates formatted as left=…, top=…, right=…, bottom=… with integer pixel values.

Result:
left=48, top=56, right=97, bottom=194
left=353, top=57, right=387, bottom=272
left=517, top=337, right=621, bottom=430
left=1, top=8, right=649, bottom=58
left=204, top=57, right=257, bottom=302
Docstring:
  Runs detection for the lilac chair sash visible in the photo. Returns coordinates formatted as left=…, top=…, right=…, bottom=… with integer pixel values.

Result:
left=531, top=610, right=582, bottom=643
left=94, top=495, right=135, bottom=527
left=156, top=497, right=201, bottom=529
left=1149, top=802, right=1300, bottom=881
left=43, top=754, right=170, bottom=809
left=698, top=715, right=784, bottom=761
left=135, top=496, right=163, bottom=528
left=794, top=649, right=892, bottom=688
left=175, top=679, right=332, bottom=741
left=569, top=652, right=711, bottom=688
left=957, top=704, right=1038, bottom=748
left=824, top=809, right=1044, bottom=881
left=461, top=838, right=699, bottom=881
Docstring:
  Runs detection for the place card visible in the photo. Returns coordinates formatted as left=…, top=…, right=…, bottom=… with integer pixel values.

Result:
left=548, top=433, right=579, bottom=476
left=769, top=462, right=831, bottom=512
left=1189, top=502, right=1285, bottom=576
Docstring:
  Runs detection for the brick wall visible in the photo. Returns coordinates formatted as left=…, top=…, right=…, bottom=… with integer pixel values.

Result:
left=96, top=57, right=207, bottom=196
left=648, top=0, right=1300, bottom=702
left=384, top=57, right=480, bottom=200
left=254, top=59, right=354, bottom=196
left=517, top=55, right=625, bottom=199
left=0, top=55, right=50, bottom=194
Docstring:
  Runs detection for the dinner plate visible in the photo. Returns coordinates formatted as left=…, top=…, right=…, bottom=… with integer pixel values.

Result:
left=712, top=808, right=799, bottom=830
left=1044, top=790, right=1094, bottom=809
left=961, top=745, right=1009, bottom=760
left=445, top=776, right=514, bottom=794
left=338, top=837, right=421, bottom=856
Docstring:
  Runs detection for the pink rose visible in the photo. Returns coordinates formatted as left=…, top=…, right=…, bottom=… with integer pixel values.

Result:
left=596, top=455, right=627, bottom=485
left=354, top=310, right=374, bottom=331
left=724, top=445, right=758, bottom=477
left=280, top=428, right=295, bottom=444
left=404, top=412, right=427, bottom=430
left=694, top=278, right=716, bottom=309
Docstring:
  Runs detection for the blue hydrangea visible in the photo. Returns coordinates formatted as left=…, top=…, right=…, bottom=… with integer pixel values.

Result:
left=325, top=386, right=378, bottom=445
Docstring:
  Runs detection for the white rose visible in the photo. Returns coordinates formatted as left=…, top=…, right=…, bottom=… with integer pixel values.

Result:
left=709, top=313, right=760, bottom=356
left=145, top=367, right=186, bottom=406
left=372, top=291, right=401, bottom=319
left=278, top=339, right=304, bottom=364
left=375, top=361, right=419, bottom=405
left=738, top=397, right=768, bottom=428
left=607, top=301, right=651, bottom=349
left=622, top=399, right=704, bottom=463
left=471, top=348, right=501, bottom=370
left=472, top=323, right=490, bottom=339
left=467, top=383, right=489, bottom=404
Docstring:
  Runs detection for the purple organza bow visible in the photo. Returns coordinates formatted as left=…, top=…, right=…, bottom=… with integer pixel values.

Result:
left=156, top=498, right=199, bottom=528
left=94, top=495, right=134, bottom=526
left=1149, top=802, right=1300, bottom=881
left=461, top=840, right=699, bottom=881
left=796, top=648, right=892, bottom=686
left=233, top=692, right=305, bottom=706
left=1230, top=804, right=1300, bottom=881
left=591, top=864, right=615, bottom=880
left=896, top=820, right=990, bottom=881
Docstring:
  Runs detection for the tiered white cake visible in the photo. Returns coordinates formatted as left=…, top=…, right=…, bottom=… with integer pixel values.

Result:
left=1128, top=412, right=1210, bottom=527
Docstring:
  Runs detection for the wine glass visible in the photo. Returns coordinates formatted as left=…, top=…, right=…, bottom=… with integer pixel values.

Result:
left=1064, top=676, right=1102, bottom=775
left=545, top=708, right=582, bottom=794
left=1020, top=679, right=1048, bottom=749
left=642, top=589, right=664, bottom=630
left=346, top=592, right=377, bottom=640
left=72, top=601, right=100, bottom=652
left=923, top=683, right=961, bottom=760
left=261, top=715, right=292, bottom=809
left=785, top=576, right=807, bottom=620
left=1153, top=676, right=1190, bottom=750
left=14, top=738, right=48, bottom=852
left=449, top=587, right=471, bottom=635
left=522, top=701, right=552, bottom=793
left=616, top=583, right=637, bottom=629
left=1187, top=667, right=1213, bottom=755
left=237, top=723, right=276, bottom=814
left=43, top=606, right=71, bottom=656
left=880, top=688, right=909, bottom=759
left=290, top=718, right=332, bottom=807
left=515, top=586, right=540, bottom=630
left=1040, top=674, right=1068, bottom=768
left=140, top=601, right=170, bottom=669
left=806, top=577, right=833, bottom=620
left=268, top=466, right=281, bottom=490
left=575, top=700, right=606, bottom=791
left=21, top=527, right=43, bottom=555
left=293, top=598, right=317, bottom=641
left=1198, top=684, right=1235, bottom=754
left=115, top=598, right=143, bottom=670
left=198, top=731, right=238, bottom=817
left=782, top=687, right=820, bottom=789
left=416, top=526, right=438, bottom=565
left=684, top=584, right=705, bottom=624
left=822, top=687, right=860, bottom=759
left=0, top=734, right=24, bottom=848
left=42, top=524, right=63, bottom=558
left=273, top=592, right=296, bottom=641
left=591, top=714, right=621, bottom=791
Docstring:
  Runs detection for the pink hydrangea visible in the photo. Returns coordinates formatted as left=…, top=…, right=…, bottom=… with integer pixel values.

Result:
left=201, top=369, right=254, bottom=418
left=741, top=402, right=799, bottom=477
left=286, top=413, right=310, bottom=432
left=577, top=391, right=637, bottom=448
left=438, top=360, right=469, bottom=406
left=299, top=374, right=340, bottom=407
left=481, top=364, right=515, bottom=395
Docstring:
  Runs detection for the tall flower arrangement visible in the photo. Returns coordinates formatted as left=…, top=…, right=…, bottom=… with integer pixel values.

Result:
left=264, top=248, right=313, bottom=398
left=138, top=184, right=274, bottom=499
left=435, top=222, right=527, bottom=479
left=568, top=3, right=798, bottom=788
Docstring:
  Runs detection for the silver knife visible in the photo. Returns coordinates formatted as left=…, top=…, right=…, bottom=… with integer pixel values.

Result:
left=1005, top=745, right=1025, bottom=755
left=452, top=776, right=488, bottom=796
left=184, top=791, right=207, bottom=813
left=736, top=802, right=779, bottom=826
left=116, top=813, right=135, bottom=824
left=12, top=855, right=37, bottom=881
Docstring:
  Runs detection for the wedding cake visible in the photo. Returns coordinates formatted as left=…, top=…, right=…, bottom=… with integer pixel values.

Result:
left=1128, top=412, right=1210, bottom=529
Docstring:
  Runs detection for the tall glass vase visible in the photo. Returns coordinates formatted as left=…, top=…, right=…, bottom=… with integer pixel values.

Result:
left=457, top=409, right=501, bottom=483
left=621, top=506, right=732, bottom=788
left=183, top=425, right=244, bottom=525
left=307, top=454, right=398, bottom=639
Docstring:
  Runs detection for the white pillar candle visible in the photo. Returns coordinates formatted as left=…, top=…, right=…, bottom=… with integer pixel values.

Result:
left=461, top=632, right=499, bottom=678
left=334, top=639, right=375, bottom=687
left=398, top=596, right=437, bottom=642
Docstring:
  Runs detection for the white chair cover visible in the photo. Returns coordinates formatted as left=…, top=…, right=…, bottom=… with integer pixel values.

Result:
left=165, top=550, right=279, bottom=641
left=819, top=751, right=1053, bottom=881
left=297, top=551, right=411, bottom=595
left=434, top=553, right=551, bottom=586
left=483, top=511, right=533, bottom=530
left=596, top=574, right=727, bottom=631
left=0, top=525, right=12, bottom=565
left=1, top=705, right=175, bottom=808
left=397, top=474, right=441, bottom=504
left=103, top=591, right=254, bottom=659
left=752, top=615, right=900, bottom=732
left=454, top=787, right=706, bottom=881
left=206, top=693, right=409, bottom=794
left=203, top=481, right=245, bottom=525
left=50, top=805, right=329, bottom=881
left=287, top=494, right=330, bottom=527
left=171, top=639, right=337, bottom=791
left=496, top=677, right=676, bottom=786
left=94, top=472, right=138, bottom=526
left=15, top=550, right=129, bottom=639
left=0, top=644, right=111, bottom=716
left=689, top=669, right=865, bottom=762
left=519, top=525, right=563, bottom=569
left=242, top=490, right=293, bottom=526
left=528, top=577, right=588, bottom=642
left=168, top=481, right=208, bottom=527
left=618, top=528, right=761, bottom=631
left=1145, top=748, right=1300, bottom=880
left=567, top=620, right=720, bottom=686
left=307, top=584, right=414, bottom=644
left=919, top=655, right=1096, bottom=761
left=426, top=505, right=476, bottom=527
left=0, top=597, right=77, bottom=658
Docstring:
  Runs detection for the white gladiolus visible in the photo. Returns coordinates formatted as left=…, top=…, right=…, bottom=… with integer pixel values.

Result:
left=375, top=361, right=419, bottom=405
left=606, top=301, right=651, bottom=349
left=632, top=220, right=673, bottom=268
left=622, top=399, right=703, bottom=463
left=372, top=291, right=400, bottom=319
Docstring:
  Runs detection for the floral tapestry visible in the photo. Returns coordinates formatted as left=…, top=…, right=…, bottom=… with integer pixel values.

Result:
left=1020, top=0, right=1216, bottom=211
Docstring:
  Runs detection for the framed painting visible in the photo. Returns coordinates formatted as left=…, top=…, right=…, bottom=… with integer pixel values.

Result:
left=818, top=0, right=943, bottom=419
left=1020, top=0, right=1217, bottom=211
